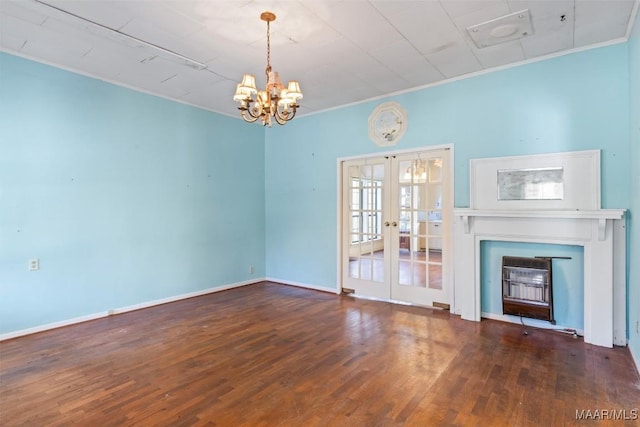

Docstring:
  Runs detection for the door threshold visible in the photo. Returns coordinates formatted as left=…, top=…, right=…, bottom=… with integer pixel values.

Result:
left=345, top=293, right=448, bottom=311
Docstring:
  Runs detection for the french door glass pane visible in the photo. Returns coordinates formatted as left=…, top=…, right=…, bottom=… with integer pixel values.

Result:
left=397, top=158, right=428, bottom=288
left=414, top=263, right=427, bottom=288
left=348, top=162, right=384, bottom=283
left=428, top=263, right=442, bottom=290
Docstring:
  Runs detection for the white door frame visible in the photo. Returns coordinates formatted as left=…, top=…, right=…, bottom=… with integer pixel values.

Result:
left=335, top=144, right=455, bottom=311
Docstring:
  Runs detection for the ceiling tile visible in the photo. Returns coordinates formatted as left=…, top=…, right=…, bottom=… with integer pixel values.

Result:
left=508, top=0, right=574, bottom=34
left=385, top=2, right=465, bottom=57
left=162, top=0, right=252, bottom=27
left=426, top=42, right=483, bottom=78
left=352, top=63, right=410, bottom=94
left=520, top=24, right=573, bottom=58
left=309, top=1, right=404, bottom=49
left=0, top=32, right=26, bottom=52
left=40, top=0, right=133, bottom=29
left=113, top=58, right=190, bottom=98
left=450, top=2, right=511, bottom=31
left=472, top=41, right=525, bottom=68
left=1, top=0, right=48, bottom=25
left=0, top=13, right=36, bottom=51
left=369, top=39, right=444, bottom=85
left=369, top=0, right=424, bottom=17
left=18, top=18, right=94, bottom=63
left=574, top=0, right=636, bottom=47
left=160, top=67, right=225, bottom=95
left=180, top=79, right=237, bottom=114
left=440, top=0, right=508, bottom=18
left=118, top=17, right=197, bottom=58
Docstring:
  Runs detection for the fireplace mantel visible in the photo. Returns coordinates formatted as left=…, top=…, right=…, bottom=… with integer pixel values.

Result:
left=453, top=208, right=626, bottom=348
left=455, top=209, right=625, bottom=240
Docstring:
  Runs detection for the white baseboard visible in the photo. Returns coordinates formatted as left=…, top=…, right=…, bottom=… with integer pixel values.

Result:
left=481, top=312, right=585, bottom=337
left=110, top=278, right=262, bottom=315
left=0, top=312, right=110, bottom=342
left=266, top=277, right=340, bottom=294
left=0, top=278, right=264, bottom=342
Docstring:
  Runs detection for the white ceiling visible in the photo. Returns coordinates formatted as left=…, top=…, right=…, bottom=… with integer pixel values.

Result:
left=1, top=0, right=637, bottom=119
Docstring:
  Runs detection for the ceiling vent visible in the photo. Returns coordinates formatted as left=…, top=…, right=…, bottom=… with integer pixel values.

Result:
left=466, top=9, right=534, bottom=49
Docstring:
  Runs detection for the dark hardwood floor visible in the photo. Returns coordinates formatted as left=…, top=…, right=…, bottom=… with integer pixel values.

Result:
left=1, top=281, right=639, bottom=426
left=349, top=250, right=443, bottom=289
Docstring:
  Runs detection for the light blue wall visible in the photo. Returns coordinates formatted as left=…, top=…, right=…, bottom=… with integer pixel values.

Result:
left=265, top=44, right=630, bottom=295
left=1, top=33, right=635, bottom=344
left=480, top=242, right=584, bottom=329
left=0, top=53, right=266, bottom=334
left=628, top=13, right=640, bottom=365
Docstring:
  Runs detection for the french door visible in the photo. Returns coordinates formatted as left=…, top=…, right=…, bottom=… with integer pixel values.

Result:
left=341, top=148, right=451, bottom=307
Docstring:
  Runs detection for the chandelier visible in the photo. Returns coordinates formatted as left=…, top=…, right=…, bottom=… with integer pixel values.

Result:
left=233, top=11, right=303, bottom=126
left=404, top=160, right=427, bottom=183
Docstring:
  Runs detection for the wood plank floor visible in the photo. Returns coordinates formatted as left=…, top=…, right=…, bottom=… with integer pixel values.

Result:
left=1, top=281, right=639, bottom=426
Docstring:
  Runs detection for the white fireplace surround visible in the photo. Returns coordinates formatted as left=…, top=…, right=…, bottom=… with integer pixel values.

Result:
left=453, top=209, right=626, bottom=348
left=453, top=150, right=626, bottom=348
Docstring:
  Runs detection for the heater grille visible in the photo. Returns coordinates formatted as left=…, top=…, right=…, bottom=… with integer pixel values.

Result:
left=502, top=256, right=554, bottom=323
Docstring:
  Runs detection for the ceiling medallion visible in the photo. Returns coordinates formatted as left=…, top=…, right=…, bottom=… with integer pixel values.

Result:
left=368, top=101, right=408, bottom=146
left=233, top=11, right=303, bottom=126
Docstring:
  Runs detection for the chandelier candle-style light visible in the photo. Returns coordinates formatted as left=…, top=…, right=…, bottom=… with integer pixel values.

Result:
left=233, top=11, right=303, bottom=126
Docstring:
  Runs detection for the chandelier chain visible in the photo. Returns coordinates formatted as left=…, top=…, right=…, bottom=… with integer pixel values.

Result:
left=266, top=20, right=271, bottom=73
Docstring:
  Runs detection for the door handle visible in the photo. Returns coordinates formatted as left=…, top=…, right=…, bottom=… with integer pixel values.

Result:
left=392, top=221, right=398, bottom=227
left=384, top=221, right=390, bottom=227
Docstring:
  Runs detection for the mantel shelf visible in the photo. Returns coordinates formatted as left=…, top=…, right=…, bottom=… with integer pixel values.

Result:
left=454, top=208, right=626, bottom=241
left=453, top=208, right=626, bottom=220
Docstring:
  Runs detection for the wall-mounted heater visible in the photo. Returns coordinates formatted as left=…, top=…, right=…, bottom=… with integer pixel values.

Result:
left=502, top=256, right=554, bottom=323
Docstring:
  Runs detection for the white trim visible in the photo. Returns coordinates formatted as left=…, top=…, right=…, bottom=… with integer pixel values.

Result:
left=625, top=0, right=640, bottom=40
left=0, top=278, right=263, bottom=342
left=336, top=160, right=344, bottom=295
left=0, top=311, right=110, bottom=342
left=108, top=279, right=260, bottom=315
left=481, top=312, right=584, bottom=337
left=265, top=278, right=340, bottom=294
left=446, top=146, right=456, bottom=313
left=336, top=143, right=454, bottom=163
left=455, top=208, right=625, bottom=220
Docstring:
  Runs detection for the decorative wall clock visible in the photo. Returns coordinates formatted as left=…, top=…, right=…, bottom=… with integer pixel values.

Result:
left=368, top=101, right=408, bottom=146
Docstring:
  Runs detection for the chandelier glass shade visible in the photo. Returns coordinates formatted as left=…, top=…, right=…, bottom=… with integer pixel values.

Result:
left=233, top=11, right=303, bottom=126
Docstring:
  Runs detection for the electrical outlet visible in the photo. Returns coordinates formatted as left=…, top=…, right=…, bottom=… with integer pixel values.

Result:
left=28, top=259, right=39, bottom=271
left=249, top=265, right=254, bottom=275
